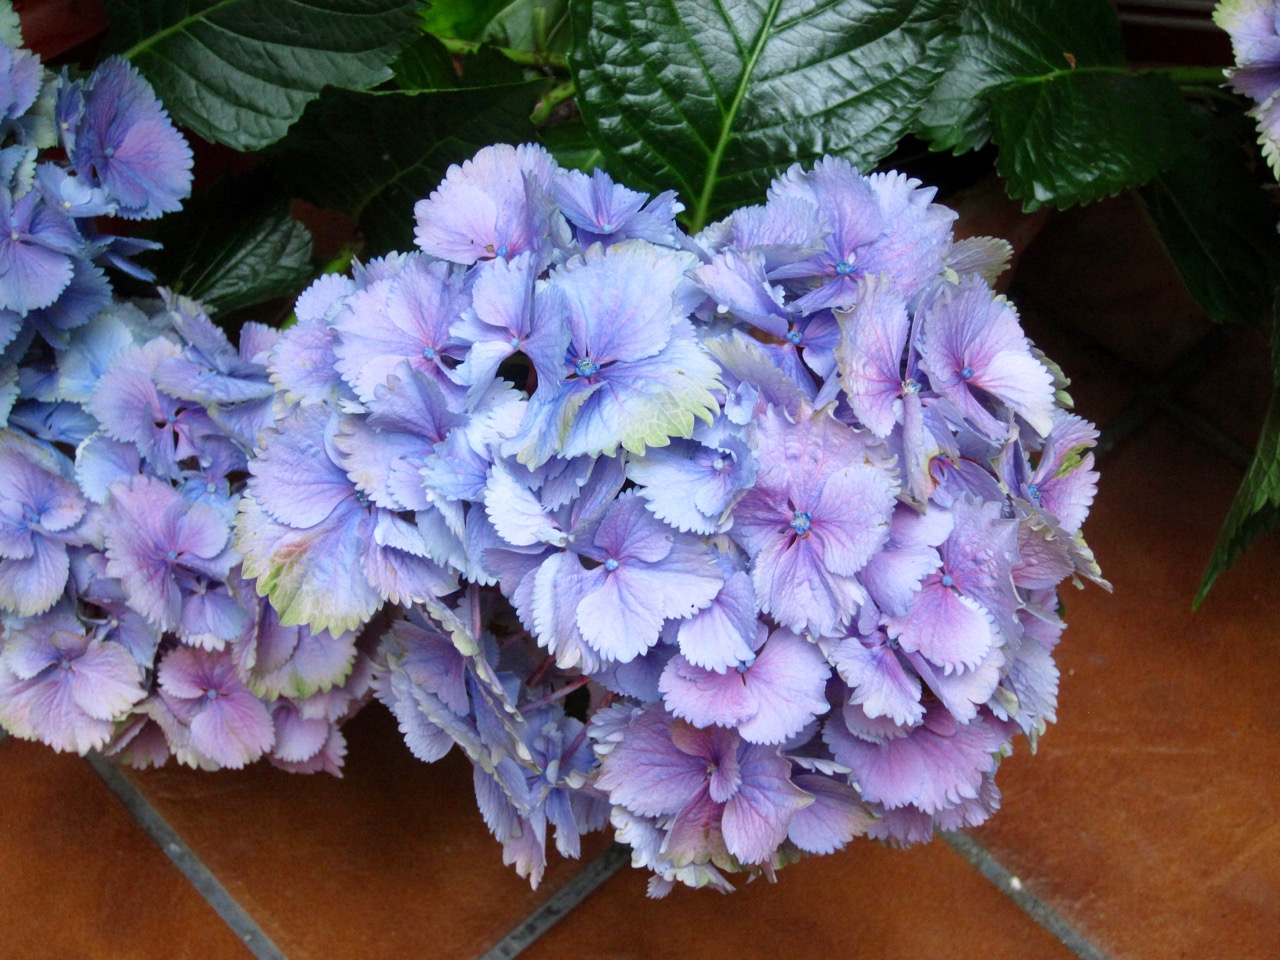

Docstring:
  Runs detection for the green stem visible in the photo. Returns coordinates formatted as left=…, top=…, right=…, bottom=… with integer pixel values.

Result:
left=1147, top=66, right=1228, bottom=86
left=437, top=36, right=567, bottom=70
left=531, top=80, right=575, bottom=125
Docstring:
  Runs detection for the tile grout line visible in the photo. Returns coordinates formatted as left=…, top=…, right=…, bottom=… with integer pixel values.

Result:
left=477, top=842, right=631, bottom=960
left=85, top=754, right=288, bottom=960
left=942, top=832, right=1109, bottom=960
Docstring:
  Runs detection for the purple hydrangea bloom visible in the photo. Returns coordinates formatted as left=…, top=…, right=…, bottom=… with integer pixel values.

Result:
left=730, top=404, right=897, bottom=637
left=68, top=57, right=192, bottom=220
left=595, top=704, right=812, bottom=867
left=102, top=475, right=237, bottom=631
left=0, top=187, right=83, bottom=314
left=414, top=143, right=566, bottom=266
left=0, top=600, right=146, bottom=752
left=0, top=432, right=84, bottom=616
left=157, top=645, right=275, bottom=769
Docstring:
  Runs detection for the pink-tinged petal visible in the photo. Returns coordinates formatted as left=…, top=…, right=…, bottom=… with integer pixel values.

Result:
left=235, top=494, right=382, bottom=636
left=835, top=274, right=910, bottom=437
left=0, top=534, right=69, bottom=617
left=248, top=407, right=351, bottom=529
left=787, top=774, right=874, bottom=854
left=722, top=746, right=811, bottom=863
left=69, top=639, right=145, bottom=720
left=810, top=462, right=897, bottom=577
left=189, top=687, right=274, bottom=769
left=888, top=578, right=995, bottom=673
left=595, top=708, right=708, bottom=818
left=674, top=571, right=758, bottom=672
left=735, top=629, right=830, bottom=745
left=751, top=532, right=865, bottom=639
left=659, top=656, right=757, bottom=729
left=2, top=668, right=116, bottom=753
left=906, top=647, right=1002, bottom=725
left=271, top=703, right=331, bottom=763
left=663, top=785, right=729, bottom=867
left=828, top=706, right=1005, bottom=813
left=268, top=317, right=344, bottom=407
left=830, top=634, right=924, bottom=727
left=1013, top=519, right=1074, bottom=590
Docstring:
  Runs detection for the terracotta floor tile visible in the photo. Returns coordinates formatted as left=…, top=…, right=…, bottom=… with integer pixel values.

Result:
left=972, top=416, right=1280, bottom=960
left=1185, top=323, right=1272, bottom=452
left=126, top=705, right=610, bottom=960
left=1011, top=194, right=1214, bottom=378
left=520, top=837, right=1077, bottom=960
left=0, top=738, right=252, bottom=960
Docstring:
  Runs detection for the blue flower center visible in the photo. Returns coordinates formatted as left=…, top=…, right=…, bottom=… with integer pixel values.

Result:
left=24, top=507, right=39, bottom=524
left=496, top=244, right=510, bottom=258
left=960, top=365, right=974, bottom=380
left=165, top=549, right=179, bottom=561
left=355, top=489, right=372, bottom=506
left=206, top=689, right=220, bottom=702
left=600, top=222, right=615, bottom=232
left=9, top=230, right=18, bottom=242
left=711, top=457, right=726, bottom=472
left=835, top=258, right=855, bottom=276
left=58, top=658, right=72, bottom=671
left=786, top=327, right=803, bottom=345
left=902, top=378, right=921, bottom=395
left=1027, top=483, right=1041, bottom=503
left=940, top=573, right=954, bottom=588
left=103, top=146, right=115, bottom=158
left=604, top=558, right=619, bottom=572
left=574, top=356, right=600, bottom=378
left=789, top=510, right=812, bottom=536
left=508, top=336, right=522, bottom=349
left=422, top=345, right=438, bottom=360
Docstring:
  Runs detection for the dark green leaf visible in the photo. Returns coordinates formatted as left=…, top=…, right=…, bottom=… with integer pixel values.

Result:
left=422, top=0, right=570, bottom=53
left=392, top=34, right=526, bottom=90
left=1197, top=294, right=1280, bottom=606
left=917, top=0, right=1124, bottom=155
left=1139, top=107, right=1280, bottom=327
left=989, top=70, right=1194, bottom=211
left=539, top=120, right=604, bottom=172
left=484, top=0, right=571, bottom=55
left=145, top=176, right=313, bottom=315
left=420, top=0, right=514, bottom=40
left=571, top=0, right=962, bottom=232
left=102, top=0, right=421, bottom=150
left=271, top=81, right=547, bottom=255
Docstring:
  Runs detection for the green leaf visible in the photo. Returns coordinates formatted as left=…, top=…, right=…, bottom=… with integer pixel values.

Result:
left=570, top=0, right=962, bottom=232
left=421, top=0, right=570, bottom=53
left=101, top=0, right=421, bottom=150
left=1138, top=106, right=1280, bottom=327
left=271, top=80, right=547, bottom=255
left=392, top=34, right=526, bottom=90
left=916, top=0, right=1124, bottom=155
left=989, top=70, right=1194, bottom=211
left=145, top=175, right=313, bottom=315
left=1197, top=294, right=1280, bottom=607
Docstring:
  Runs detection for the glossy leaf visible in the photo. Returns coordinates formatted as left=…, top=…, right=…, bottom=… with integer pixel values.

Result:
left=989, top=70, right=1193, bottom=211
left=392, top=34, right=526, bottom=90
left=146, top=178, right=313, bottom=315
left=101, top=0, right=421, bottom=150
left=1198, top=293, right=1280, bottom=606
left=1139, top=106, right=1280, bottom=327
left=421, top=0, right=571, bottom=54
left=539, top=120, right=604, bottom=172
left=917, top=0, right=1124, bottom=155
left=570, top=0, right=962, bottom=231
left=271, top=82, right=548, bottom=255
